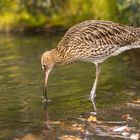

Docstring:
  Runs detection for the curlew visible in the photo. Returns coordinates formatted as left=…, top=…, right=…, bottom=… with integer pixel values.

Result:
left=41, top=20, right=140, bottom=110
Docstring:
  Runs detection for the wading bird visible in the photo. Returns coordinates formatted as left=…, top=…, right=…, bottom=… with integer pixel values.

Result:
left=41, top=20, right=140, bottom=110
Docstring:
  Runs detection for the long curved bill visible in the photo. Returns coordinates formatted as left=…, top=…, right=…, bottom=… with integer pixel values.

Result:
left=43, top=69, right=51, bottom=101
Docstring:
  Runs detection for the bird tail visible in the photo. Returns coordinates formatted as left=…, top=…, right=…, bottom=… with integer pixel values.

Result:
left=111, top=43, right=140, bottom=56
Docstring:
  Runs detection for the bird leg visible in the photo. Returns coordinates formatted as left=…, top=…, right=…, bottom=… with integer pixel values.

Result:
left=90, top=63, right=101, bottom=111
left=43, top=86, right=48, bottom=101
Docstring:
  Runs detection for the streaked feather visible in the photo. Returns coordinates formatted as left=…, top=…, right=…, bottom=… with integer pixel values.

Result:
left=55, top=20, right=140, bottom=64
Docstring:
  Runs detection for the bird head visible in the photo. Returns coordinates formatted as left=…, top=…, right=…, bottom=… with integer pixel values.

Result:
left=41, top=50, right=55, bottom=100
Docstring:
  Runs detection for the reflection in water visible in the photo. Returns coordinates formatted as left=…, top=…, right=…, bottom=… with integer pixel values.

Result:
left=0, top=34, right=139, bottom=140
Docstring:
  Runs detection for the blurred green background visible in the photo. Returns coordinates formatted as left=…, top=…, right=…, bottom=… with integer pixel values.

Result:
left=0, top=0, right=140, bottom=32
left=0, top=1, right=140, bottom=139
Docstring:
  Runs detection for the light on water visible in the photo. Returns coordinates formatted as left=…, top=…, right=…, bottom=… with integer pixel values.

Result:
left=0, top=34, right=140, bottom=140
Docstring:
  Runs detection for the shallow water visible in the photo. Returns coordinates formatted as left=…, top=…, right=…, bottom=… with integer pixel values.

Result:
left=0, top=33, right=139, bottom=140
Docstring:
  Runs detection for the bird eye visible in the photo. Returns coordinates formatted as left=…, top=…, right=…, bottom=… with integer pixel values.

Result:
left=42, top=64, right=46, bottom=70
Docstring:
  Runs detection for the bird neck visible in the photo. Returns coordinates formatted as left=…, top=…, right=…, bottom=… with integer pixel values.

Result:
left=52, top=49, right=76, bottom=66
left=51, top=49, right=63, bottom=65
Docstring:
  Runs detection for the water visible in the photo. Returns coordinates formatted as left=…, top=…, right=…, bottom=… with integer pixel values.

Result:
left=0, top=33, right=139, bottom=140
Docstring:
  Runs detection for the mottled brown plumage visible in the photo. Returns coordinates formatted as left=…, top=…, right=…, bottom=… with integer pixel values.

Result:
left=41, top=20, right=140, bottom=110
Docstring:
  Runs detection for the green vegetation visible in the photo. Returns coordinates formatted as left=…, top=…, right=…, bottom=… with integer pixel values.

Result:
left=0, top=0, right=140, bottom=32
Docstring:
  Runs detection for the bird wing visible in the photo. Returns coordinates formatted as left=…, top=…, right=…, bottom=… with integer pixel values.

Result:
left=71, top=21, right=140, bottom=60
left=56, top=20, right=140, bottom=62
left=78, top=20, right=140, bottom=47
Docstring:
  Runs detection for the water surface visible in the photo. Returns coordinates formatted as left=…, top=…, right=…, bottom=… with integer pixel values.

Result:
left=0, top=33, right=139, bottom=140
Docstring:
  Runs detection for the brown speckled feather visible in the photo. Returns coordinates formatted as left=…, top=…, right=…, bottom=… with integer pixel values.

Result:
left=55, top=20, right=140, bottom=64
left=41, top=20, right=140, bottom=107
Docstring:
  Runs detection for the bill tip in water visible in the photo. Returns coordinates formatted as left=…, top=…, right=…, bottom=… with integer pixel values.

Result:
left=42, top=96, right=51, bottom=104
